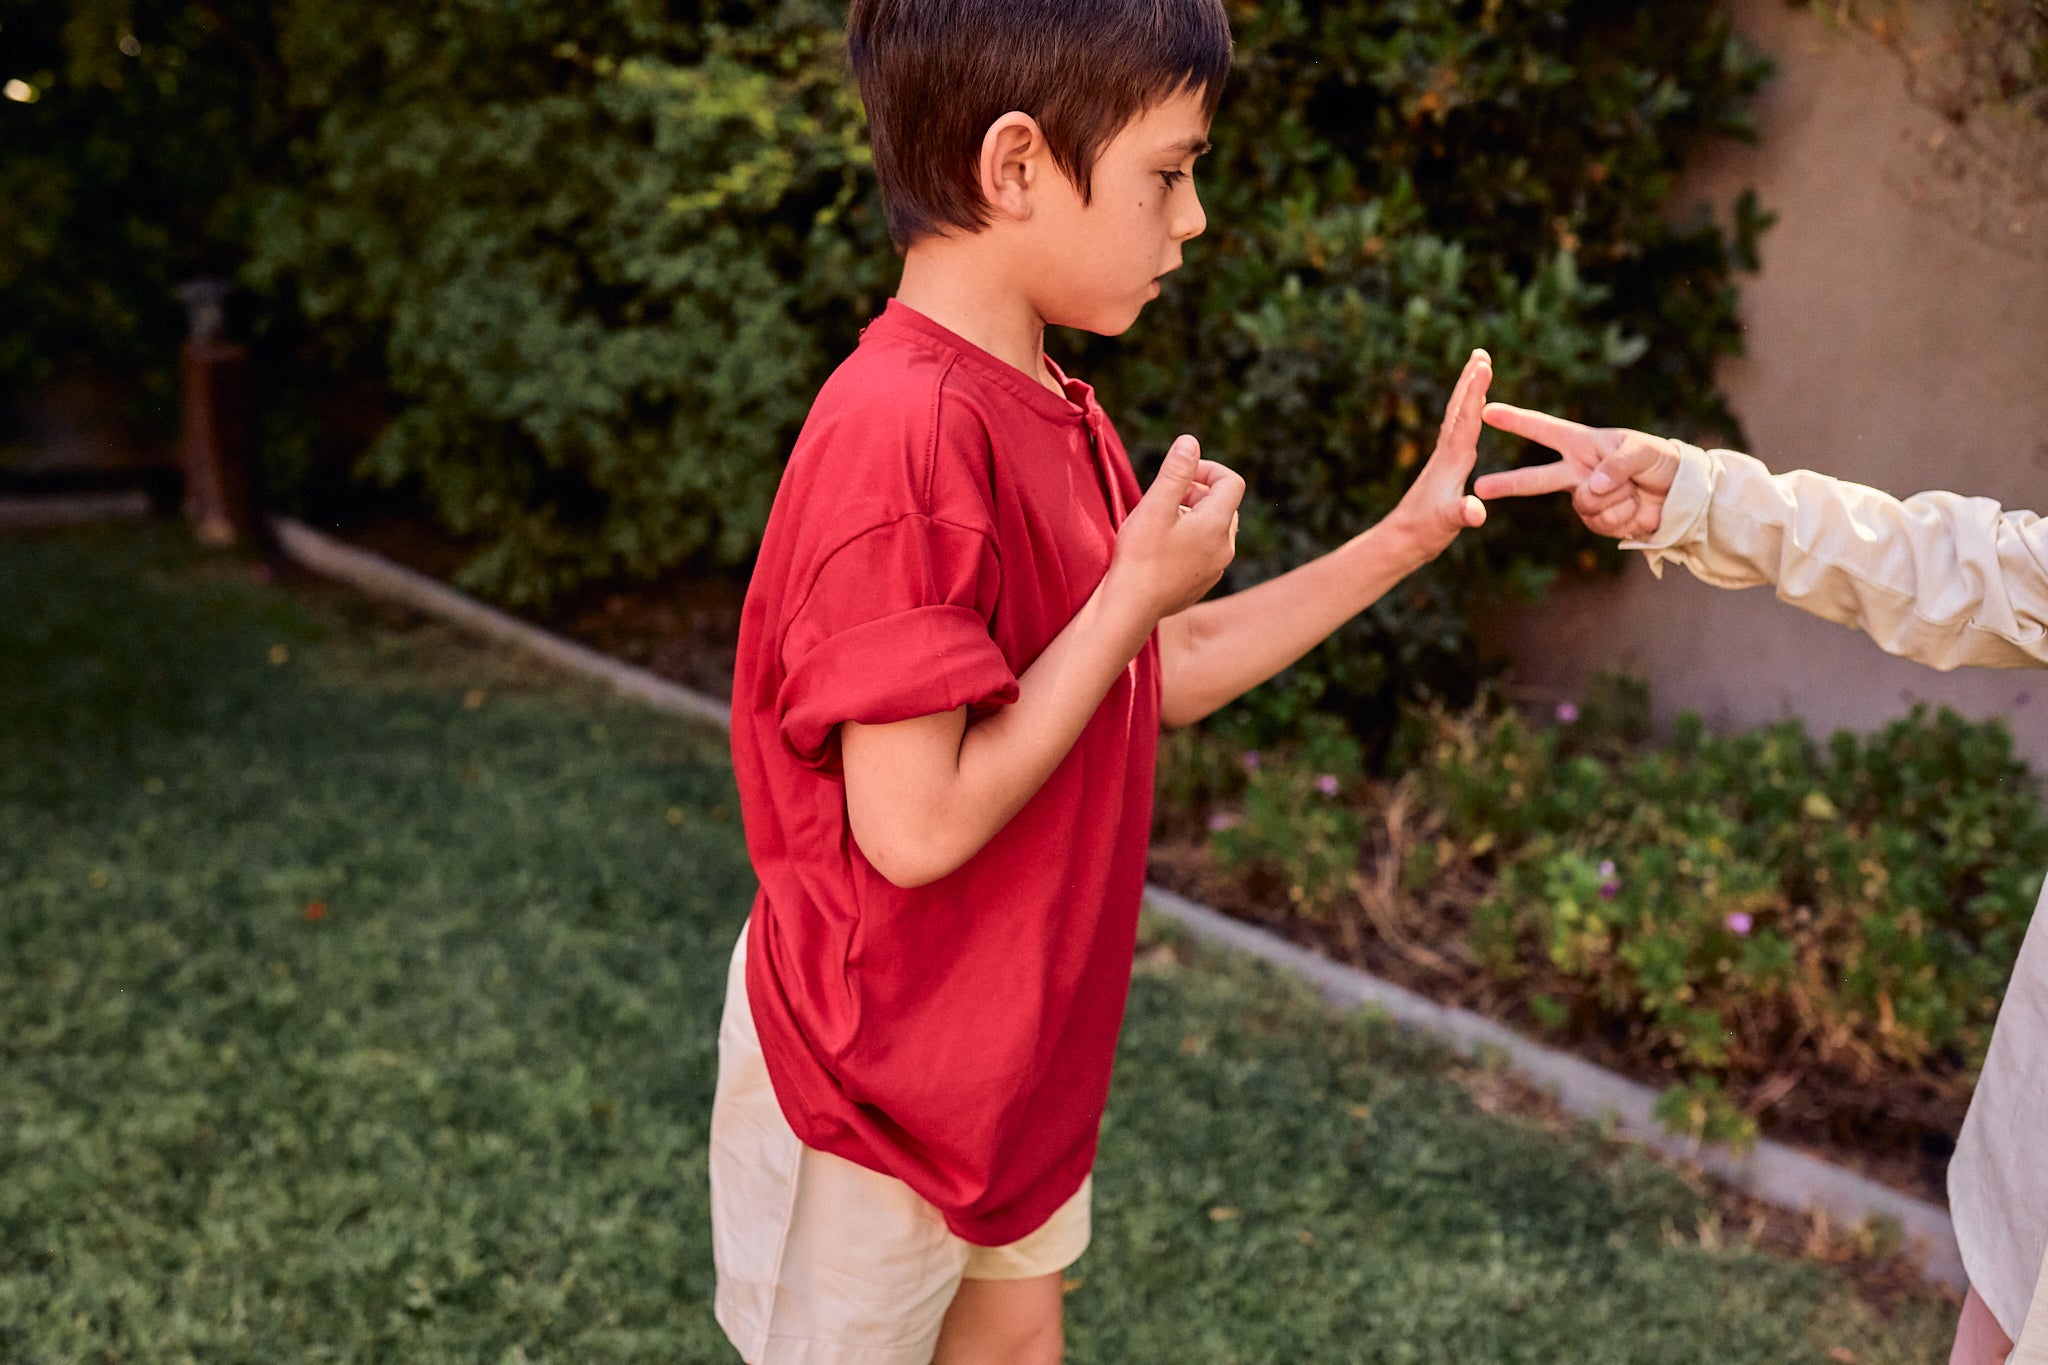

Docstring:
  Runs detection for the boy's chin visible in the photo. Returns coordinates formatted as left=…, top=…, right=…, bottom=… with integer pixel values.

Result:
left=1051, top=301, right=1149, bottom=339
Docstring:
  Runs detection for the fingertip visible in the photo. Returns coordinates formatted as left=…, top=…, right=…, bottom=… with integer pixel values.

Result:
left=1464, top=494, right=1487, bottom=529
left=1587, top=470, right=1615, bottom=495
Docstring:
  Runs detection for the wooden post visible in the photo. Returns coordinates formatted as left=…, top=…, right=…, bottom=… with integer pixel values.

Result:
left=175, top=279, right=256, bottom=546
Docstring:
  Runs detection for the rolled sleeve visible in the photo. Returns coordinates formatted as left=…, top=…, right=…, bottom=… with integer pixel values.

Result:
left=776, top=517, right=1015, bottom=765
left=1623, top=441, right=1716, bottom=578
left=780, top=604, right=1018, bottom=762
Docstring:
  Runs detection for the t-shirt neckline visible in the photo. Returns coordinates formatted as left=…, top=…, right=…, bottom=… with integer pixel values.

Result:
left=872, top=299, right=1095, bottom=425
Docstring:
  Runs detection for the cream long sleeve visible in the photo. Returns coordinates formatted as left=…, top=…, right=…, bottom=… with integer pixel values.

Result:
left=1631, top=444, right=2048, bottom=1342
left=1631, top=444, right=2048, bottom=669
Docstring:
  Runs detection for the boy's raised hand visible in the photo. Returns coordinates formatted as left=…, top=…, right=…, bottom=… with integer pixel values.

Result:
left=1474, top=404, right=1681, bottom=541
left=1387, top=349, right=1493, bottom=556
left=1109, top=434, right=1244, bottom=622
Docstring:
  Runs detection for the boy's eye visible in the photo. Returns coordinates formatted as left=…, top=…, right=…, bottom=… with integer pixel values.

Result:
left=1158, top=169, right=1190, bottom=191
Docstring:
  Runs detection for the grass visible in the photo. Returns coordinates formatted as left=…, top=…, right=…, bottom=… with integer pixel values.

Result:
left=0, top=524, right=1958, bottom=1362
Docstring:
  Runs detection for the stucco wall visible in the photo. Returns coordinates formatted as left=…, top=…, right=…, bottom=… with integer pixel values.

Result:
left=1486, top=0, right=2048, bottom=761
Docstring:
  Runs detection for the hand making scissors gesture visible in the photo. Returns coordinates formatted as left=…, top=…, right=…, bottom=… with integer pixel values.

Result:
left=1470, top=403, right=1682, bottom=540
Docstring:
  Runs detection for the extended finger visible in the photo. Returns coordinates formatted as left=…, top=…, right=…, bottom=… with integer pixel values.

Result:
left=1438, top=351, right=1492, bottom=439
left=1456, top=354, right=1494, bottom=448
left=1482, top=403, right=1593, bottom=458
left=1473, top=461, right=1582, bottom=500
left=1425, top=353, right=1494, bottom=489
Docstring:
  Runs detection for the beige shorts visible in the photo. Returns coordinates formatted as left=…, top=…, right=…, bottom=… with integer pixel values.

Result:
left=710, top=925, right=1091, bottom=1365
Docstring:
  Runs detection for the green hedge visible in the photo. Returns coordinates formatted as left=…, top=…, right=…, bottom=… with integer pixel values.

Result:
left=0, top=0, right=287, bottom=436
left=15, top=0, right=1771, bottom=723
left=244, top=0, right=891, bottom=602
left=1078, top=0, right=1772, bottom=729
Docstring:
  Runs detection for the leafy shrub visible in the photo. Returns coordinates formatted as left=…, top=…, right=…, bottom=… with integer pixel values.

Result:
left=1654, top=1074, right=1758, bottom=1150
left=1208, top=717, right=1367, bottom=918
left=21, top=0, right=1771, bottom=715
left=250, top=0, right=1770, bottom=653
left=1161, top=682, right=2048, bottom=1146
left=1814, top=0, right=2046, bottom=121
left=1075, top=0, right=1775, bottom=732
left=243, top=0, right=890, bottom=603
left=0, top=0, right=285, bottom=430
left=1961, top=0, right=2048, bottom=117
left=1412, top=687, right=2048, bottom=1102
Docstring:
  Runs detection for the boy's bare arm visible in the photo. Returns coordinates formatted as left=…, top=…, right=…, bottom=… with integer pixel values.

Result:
left=840, top=439, right=1243, bottom=889
left=1153, top=350, right=1493, bottom=727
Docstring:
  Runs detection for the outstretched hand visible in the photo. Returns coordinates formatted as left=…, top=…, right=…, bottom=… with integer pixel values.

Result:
left=1389, top=349, right=1493, bottom=556
left=1473, top=404, right=1681, bottom=541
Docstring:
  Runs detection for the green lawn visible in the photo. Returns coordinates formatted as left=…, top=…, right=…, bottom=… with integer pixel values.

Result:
left=0, top=525, right=1957, bottom=1362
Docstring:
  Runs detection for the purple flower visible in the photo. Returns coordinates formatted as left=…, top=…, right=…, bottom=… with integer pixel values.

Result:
left=1725, top=912, right=1754, bottom=936
left=1241, top=751, right=1262, bottom=773
left=1598, top=859, right=1616, bottom=879
left=1555, top=701, right=1580, bottom=725
left=1316, top=774, right=1341, bottom=797
left=1599, top=880, right=1620, bottom=901
left=1207, top=811, right=1243, bottom=833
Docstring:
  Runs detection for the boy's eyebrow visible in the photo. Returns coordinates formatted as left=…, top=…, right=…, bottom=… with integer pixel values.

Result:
left=1162, top=136, right=1213, bottom=158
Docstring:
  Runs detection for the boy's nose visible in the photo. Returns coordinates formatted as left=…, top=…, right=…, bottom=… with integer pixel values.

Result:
left=1175, top=190, right=1207, bottom=242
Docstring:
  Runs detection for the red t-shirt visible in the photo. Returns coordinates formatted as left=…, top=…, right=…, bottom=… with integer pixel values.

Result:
left=730, top=300, right=1161, bottom=1245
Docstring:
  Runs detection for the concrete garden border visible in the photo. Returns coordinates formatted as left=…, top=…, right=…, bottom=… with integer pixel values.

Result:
left=270, top=513, right=1967, bottom=1288
left=0, top=491, right=154, bottom=528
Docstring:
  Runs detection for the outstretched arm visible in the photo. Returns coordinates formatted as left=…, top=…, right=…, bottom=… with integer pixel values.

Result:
left=1474, top=402, right=2048, bottom=672
left=1155, top=350, right=1494, bottom=726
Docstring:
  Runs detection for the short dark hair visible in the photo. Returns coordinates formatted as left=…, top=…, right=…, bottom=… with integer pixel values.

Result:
left=847, top=0, right=1233, bottom=248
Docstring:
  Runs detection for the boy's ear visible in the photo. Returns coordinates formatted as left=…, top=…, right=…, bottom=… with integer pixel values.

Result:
left=978, top=112, right=1046, bottom=223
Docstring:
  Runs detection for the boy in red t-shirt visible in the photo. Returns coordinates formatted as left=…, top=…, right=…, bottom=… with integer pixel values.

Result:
left=713, top=2, right=1496, bottom=1360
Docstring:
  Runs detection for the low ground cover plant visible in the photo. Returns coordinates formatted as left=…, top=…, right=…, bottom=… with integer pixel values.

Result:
left=1161, top=679, right=2048, bottom=1154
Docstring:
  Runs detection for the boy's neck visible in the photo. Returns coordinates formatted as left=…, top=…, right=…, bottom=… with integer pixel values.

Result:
left=894, top=238, right=1065, bottom=397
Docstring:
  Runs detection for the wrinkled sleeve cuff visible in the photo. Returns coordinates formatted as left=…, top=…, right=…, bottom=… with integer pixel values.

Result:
left=1621, top=441, right=1717, bottom=578
left=778, top=604, right=1020, bottom=765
